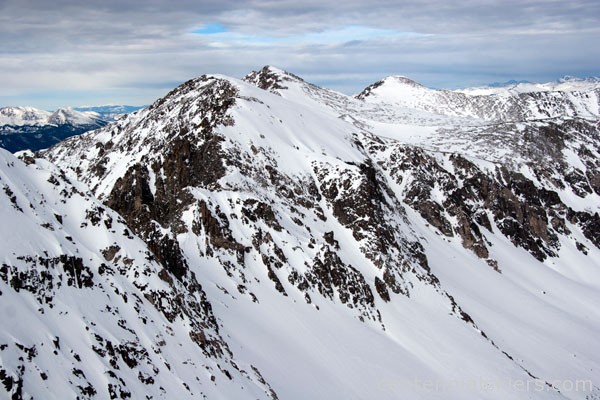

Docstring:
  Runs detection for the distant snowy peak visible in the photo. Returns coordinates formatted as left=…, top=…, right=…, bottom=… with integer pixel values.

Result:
left=551, top=76, right=600, bottom=92
left=355, top=75, right=429, bottom=101
left=355, top=74, right=600, bottom=100
left=48, top=108, right=102, bottom=126
left=387, top=75, right=425, bottom=87
left=0, top=106, right=104, bottom=127
left=0, top=106, right=107, bottom=152
left=0, top=106, right=52, bottom=126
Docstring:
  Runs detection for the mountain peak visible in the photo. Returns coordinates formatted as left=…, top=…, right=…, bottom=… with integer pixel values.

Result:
left=0, top=106, right=52, bottom=126
left=384, top=75, right=425, bottom=88
left=355, top=75, right=426, bottom=100
left=243, top=65, right=306, bottom=94
left=48, top=107, right=103, bottom=126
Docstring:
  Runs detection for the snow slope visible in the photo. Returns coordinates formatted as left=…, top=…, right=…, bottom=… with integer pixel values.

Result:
left=0, top=148, right=278, bottom=399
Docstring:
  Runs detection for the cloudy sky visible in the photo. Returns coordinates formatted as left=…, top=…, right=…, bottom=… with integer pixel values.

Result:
left=1, top=0, right=599, bottom=109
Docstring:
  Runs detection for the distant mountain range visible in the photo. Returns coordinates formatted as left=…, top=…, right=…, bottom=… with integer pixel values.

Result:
left=459, top=75, right=600, bottom=96
left=73, top=105, right=146, bottom=120
left=486, top=79, right=532, bottom=87
left=0, top=105, right=144, bottom=152
left=0, top=106, right=103, bottom=127
left=486, top=76, right=600, bottom=88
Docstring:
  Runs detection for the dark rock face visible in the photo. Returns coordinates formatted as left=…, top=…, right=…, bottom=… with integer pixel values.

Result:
left=94, top=78, right=237, bottom=282
left=362, top=128, right=600, bottom=264
left=568, top=210, right=600, bottom=249
left=316, top=159, right=391, bottom=252
left=312, top=149, right=440, bottom=303
left=305, top=245, right=376, bottom=321
left=93, top=78, right=248, bottom=362
left=355, top=80, right=385, bottom=100
left=244, top=67, right=289, bottom=94
left=373, top=144, right=498, bottom=262
left=0, top=255, right=93, bottom=304
left=243, top=66, right=305, bottom=94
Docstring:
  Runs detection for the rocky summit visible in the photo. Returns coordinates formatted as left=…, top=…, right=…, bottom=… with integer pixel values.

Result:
left=1, top=66, right=599, bottom=399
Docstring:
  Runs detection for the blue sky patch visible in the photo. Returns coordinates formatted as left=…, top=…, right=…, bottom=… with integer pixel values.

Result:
left=193, top=23, right=227, bottom=35
left=192, top=24, right=430, bottom=49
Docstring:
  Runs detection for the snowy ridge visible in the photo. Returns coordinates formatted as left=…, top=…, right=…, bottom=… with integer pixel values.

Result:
left=356, top=75, right=600, bottom=122
left=458, top=76, right=600, bottom=96
left=2, top=66, right=599, bottom=399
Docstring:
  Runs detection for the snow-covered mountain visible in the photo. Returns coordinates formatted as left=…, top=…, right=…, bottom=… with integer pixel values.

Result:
left=356, top=75, right=600, bottom=121
left=0, top=106, right=52, bottom=126
left=0, top=107, right=107, bottom=153
left=2, top=66, right=599, bottom=399
left=0, top=106, right=103, bottom=127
